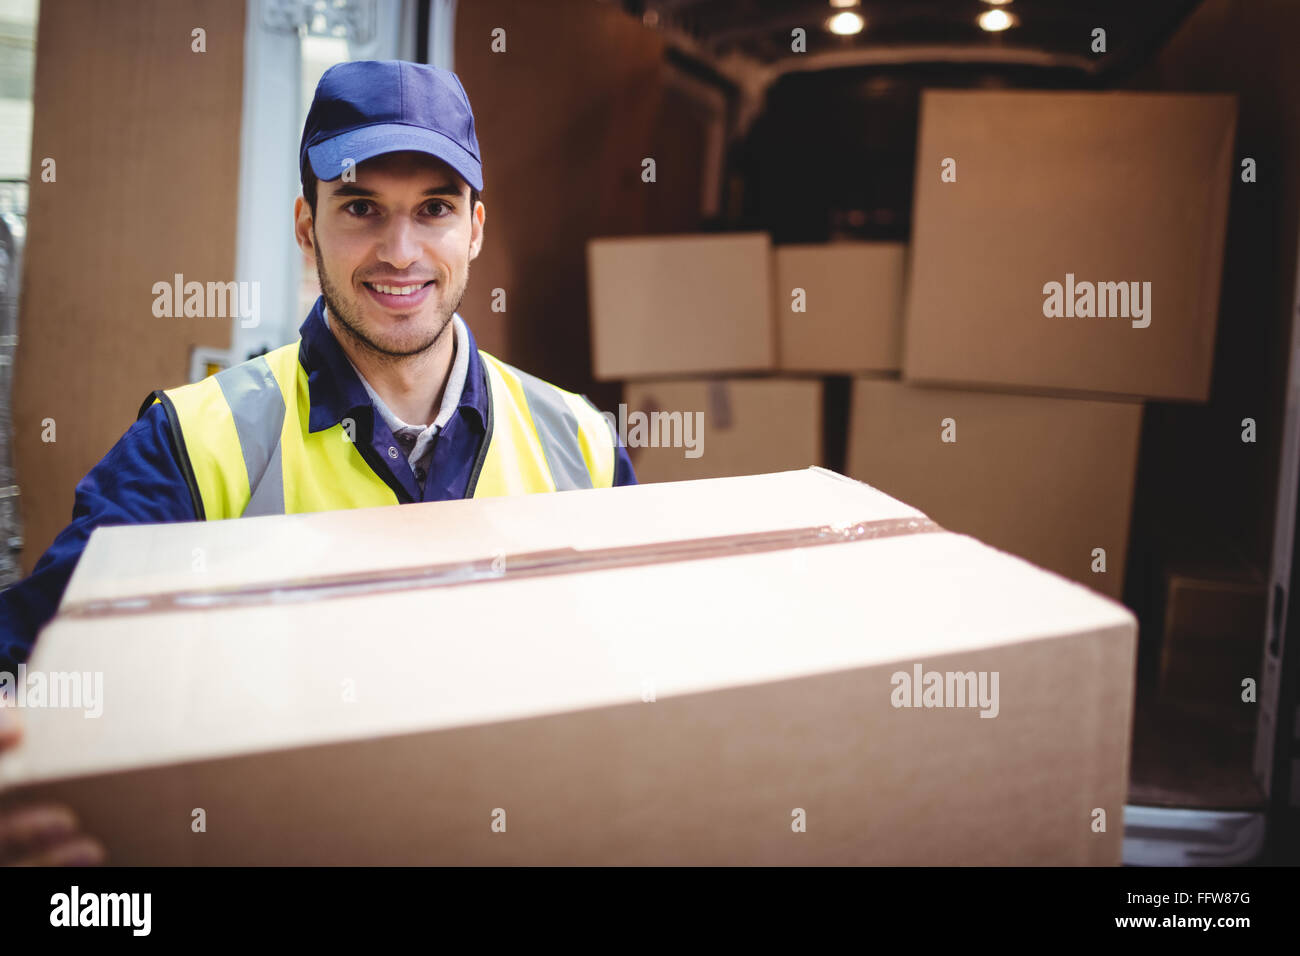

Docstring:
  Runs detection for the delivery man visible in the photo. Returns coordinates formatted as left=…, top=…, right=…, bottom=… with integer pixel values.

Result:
left=0, top=60, right=635, bottom=665
left=0, top=61, right=636, bottom=863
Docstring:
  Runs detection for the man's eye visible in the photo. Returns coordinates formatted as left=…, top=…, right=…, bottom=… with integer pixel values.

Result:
left=343, top=200, right=374, bottom=216
left=424, top=200, right=451, bottom=216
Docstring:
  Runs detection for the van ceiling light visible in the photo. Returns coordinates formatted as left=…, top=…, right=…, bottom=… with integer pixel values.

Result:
left=827, top=11, right=866, bottom=36
left=978, top=9, right=1016, bottom=32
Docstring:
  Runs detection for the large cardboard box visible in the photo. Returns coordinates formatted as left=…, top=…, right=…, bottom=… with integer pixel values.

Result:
left=846, top=379, right=1143, bottom=599
left=620, top=378, right=822, bottom=483
left=903, top=91, right=1235, bottom=401
left=0, top=469, right=1136, bottom=865
left=775, top=242, right=906, bottom=372
left=587, top=233, right=775, bottom=380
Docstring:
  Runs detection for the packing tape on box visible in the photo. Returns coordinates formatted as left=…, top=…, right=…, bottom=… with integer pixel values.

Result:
left=57, top=516, right=944, bottom=619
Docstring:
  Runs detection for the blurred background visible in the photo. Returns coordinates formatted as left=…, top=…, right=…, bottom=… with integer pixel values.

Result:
left=3, top=0, right=1299, bottom=864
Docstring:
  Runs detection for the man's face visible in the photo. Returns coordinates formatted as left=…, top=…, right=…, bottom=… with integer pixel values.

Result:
left=294, top=151, right=484, bottom=359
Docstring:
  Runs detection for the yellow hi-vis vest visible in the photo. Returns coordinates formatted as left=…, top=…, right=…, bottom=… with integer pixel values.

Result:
left=138, top=341, right=617, bottom=520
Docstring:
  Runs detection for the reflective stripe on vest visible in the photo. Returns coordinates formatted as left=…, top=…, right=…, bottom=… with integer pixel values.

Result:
left=214, top=355, right=287, bottom=517
left=145, top=341, right=617, bottom=520
left=472, top=352, right=615, bottom=498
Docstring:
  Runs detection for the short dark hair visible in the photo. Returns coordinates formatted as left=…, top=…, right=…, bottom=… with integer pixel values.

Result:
left=302, top=167, right=479, bottom=216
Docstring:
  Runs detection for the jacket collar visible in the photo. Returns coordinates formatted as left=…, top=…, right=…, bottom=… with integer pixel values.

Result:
left=297, top=296, right=487, bottom=435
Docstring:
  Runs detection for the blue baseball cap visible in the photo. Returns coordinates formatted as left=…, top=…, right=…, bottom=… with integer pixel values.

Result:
left=299, top=60, right=483, bottom=194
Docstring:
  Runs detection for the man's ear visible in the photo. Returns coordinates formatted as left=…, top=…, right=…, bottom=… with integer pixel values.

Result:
left=468, top=196, right=485, bottom=262
left=294, top=196, right=316, bottom=257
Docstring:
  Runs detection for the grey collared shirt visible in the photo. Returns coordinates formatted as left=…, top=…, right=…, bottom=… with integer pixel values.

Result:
left=323, top=305, right=470, bottom=482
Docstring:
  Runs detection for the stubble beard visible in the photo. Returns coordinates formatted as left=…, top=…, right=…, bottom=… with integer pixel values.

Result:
left=313, top=230, right=467, bottom=364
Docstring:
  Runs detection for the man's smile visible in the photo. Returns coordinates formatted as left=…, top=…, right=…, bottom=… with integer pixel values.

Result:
left=362, top=278, right=436, bottom=310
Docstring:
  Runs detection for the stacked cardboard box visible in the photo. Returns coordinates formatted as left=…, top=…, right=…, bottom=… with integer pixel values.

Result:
left=0, top=468, right=1138, bottom=864
left=902, top=91, right=1234, bottom=402
left=844, top=90, right=1236, bottom=599
left=618, top=378, right=821, bottom=484
left=846, top=380, right=1143, bottom=600
left=587, top=233, right=776, bottom=380
left=773, top=241, right=907, bottom=374
left=587, top=234, right=907, bottom=482
left=587, top=232, right=810, bottom=483
left=587, top=92, right=1236, bottom=603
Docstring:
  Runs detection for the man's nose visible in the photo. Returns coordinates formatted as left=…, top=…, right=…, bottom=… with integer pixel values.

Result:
left=376, top=216, right=421, bottom=270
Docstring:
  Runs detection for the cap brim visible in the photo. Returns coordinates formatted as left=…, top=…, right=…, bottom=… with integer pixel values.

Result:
left=307, top=123, right=483, bottom=192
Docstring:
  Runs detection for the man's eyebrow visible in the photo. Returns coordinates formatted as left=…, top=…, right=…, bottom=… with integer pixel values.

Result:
left=421, top=183, right=466, bottom=198
left=329, top=183, right=465, bottom=199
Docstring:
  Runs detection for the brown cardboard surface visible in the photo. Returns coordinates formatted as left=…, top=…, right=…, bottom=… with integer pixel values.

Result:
left=587, top=233, right=775, bottom=380
left=846, top=379, right=1143, bottom=599
left=1, top=469, right=1137, bottom=865
left=620, top=378, right=821, bottom=483
left=775, top=242, right=906, bottom=372
left=903, top=91, right=1235, bottom=401
left=14, top=0, right=245, bottom=571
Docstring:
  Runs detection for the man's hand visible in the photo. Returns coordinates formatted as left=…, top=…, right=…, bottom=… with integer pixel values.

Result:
left=0, top=706, right=105, bottom=866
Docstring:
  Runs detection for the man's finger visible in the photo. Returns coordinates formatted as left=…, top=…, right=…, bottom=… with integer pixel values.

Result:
left=13, top=835, right=107, bottom=867
left=0, top=804, right=79, bottom=857
left=0, top=705, right=21, bottom=750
